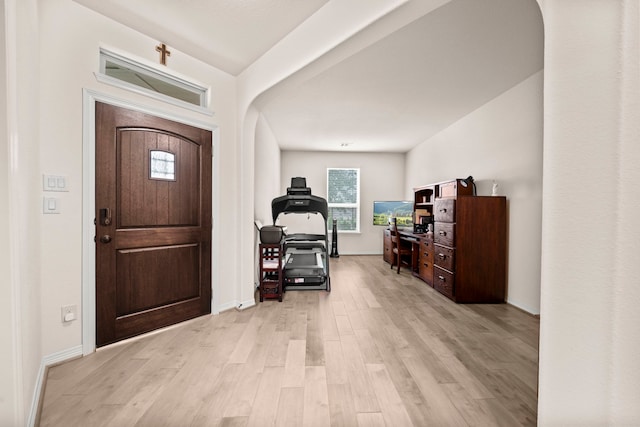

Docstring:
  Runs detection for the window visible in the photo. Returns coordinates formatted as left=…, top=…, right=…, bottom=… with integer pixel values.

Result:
left=150, top=150, right=176, bottom=181
left=327, top=168, right=360, bottom=232
left=96, top=48, right=210, bottom=114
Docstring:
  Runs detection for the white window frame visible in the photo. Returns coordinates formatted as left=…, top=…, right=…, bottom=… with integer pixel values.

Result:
left=327, top=167, right=360, bottom=233
left=95, top=48, right=213, bottom=116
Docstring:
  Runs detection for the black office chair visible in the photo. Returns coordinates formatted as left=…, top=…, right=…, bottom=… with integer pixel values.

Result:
left=390, top=221, right=412, bottom=274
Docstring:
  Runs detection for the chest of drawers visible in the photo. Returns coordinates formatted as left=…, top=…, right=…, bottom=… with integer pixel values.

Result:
left=432, top=195, right=507, bottom=303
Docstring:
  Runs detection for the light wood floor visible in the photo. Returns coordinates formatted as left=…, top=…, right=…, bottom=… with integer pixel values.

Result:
left=39, top=255, right=539, bottom=426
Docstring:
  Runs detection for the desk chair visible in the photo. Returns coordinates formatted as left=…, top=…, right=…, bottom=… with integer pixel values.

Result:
left=390, top=222, right=412, bottom=274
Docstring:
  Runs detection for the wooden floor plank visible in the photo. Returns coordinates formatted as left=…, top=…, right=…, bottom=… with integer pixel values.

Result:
left=39, top=255, right=539, bottom=426
left=264, top=330, right=292, bottom=367
left=275, top=387, right=304, bottom=427
left=401, top=354, right=468, bottom=426
left=356, top=412, right=386, bottom=427
left=327, top=383, right=358, bottom=427
left=366, top=363, right=413, bottom=426
left=247, top=366, right=285, bottom=426
left=324, top=339, right=348, bottom=385
left=319, top=292, right=340, bottom=341
left=188, top=363, right=245, bottom=425
left=302, top=366, right=331, bottom=427
left=282, top=339, right=306, bottom=388
left=340, top=334, right=381, bottom=413
left=134, top=347, right=223, bottom=426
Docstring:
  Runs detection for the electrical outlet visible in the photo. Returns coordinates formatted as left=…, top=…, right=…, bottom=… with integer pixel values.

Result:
left=61, top=305, right=77, bottom=323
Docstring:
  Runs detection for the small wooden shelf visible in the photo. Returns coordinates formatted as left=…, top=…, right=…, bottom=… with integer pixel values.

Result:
left=259, top=243, right=283, bottom=302
left=413, top=184, right=436, bottom=232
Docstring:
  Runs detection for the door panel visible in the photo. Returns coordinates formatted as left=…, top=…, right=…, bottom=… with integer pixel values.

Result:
left=118, top=129, right=200, bottom=227
left=115, top=244, right=200, bottom=316
left=96, top=102, right=212, bottom=347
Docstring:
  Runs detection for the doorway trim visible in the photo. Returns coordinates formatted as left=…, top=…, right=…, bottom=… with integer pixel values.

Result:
left=81, top=89, right=220, bottom=355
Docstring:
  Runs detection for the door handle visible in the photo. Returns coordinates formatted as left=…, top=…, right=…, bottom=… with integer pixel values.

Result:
left=99, top=235, right=112, bottom=244
left=99, top=208, right=112, bottom=226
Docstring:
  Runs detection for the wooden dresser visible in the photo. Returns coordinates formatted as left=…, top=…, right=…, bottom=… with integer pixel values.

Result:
left=432, top=180, right=506, bottom=303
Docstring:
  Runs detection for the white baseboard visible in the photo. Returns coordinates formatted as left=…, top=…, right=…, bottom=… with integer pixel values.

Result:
left=236, top=298, right=256, bottom=311
left=217, top=298, right=256, bottom=313
left=27, top=345, right=83, bottom=427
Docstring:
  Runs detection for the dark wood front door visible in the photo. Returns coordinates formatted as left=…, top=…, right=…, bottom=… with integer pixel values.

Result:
left=95, top=102, right=212, bottom=347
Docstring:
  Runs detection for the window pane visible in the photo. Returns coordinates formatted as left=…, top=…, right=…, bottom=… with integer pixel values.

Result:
left=150, top=150, right=176, bottom=180
left=328, top=169, right=358, bottom=204
left=99, top=49, right=208, bottom=108
left=105, top=61, right=202, bottom=106
left=329, top=207, right=358, bottom=231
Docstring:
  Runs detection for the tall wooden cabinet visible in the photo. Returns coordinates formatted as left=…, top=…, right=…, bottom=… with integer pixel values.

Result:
left=432, top=182, right=507, bottom=303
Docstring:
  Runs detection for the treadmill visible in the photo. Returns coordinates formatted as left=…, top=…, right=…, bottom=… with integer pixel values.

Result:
left=271, top=178, right=331, bottom=291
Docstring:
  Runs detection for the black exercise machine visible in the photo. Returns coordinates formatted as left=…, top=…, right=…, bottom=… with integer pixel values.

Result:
left=271, top=178, right=331, bottom=291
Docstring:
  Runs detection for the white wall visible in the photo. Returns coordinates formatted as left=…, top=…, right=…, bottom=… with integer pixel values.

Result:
left=253, top=113, right=281, bottom=286
left=254, top=114, right=282, bottom=226
left=2, top=0, right=43, bottom=424
left=406, top=71, right=543, bottom=315
left=36, top=0, right=239, bottom=356
left=0, top=7, right=241, bottom=419
left=537, top=1, right=640, bottom=424
left=0, top=2, right=19, bottom=424
left=281, top=150, right=405, bottom=255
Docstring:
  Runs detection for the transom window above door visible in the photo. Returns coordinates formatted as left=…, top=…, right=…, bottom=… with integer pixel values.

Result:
left=96, top=48, right=211, bottom=115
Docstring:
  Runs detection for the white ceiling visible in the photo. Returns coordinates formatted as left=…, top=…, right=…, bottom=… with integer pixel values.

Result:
left=74, top=0, right=543, bottom=153
left=73, top=0, right=329, bottom=75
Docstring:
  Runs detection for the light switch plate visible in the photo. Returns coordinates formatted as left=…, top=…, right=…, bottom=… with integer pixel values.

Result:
left=43, top=174, right=68, bottom=192
left=43, top=197, right=60, bottom=214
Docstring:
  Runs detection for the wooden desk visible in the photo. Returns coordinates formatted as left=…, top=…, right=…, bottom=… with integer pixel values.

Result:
left=383, top=228, right=433, bottom=283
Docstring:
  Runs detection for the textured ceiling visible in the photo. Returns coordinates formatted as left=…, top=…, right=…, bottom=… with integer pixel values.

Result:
left=73, top=0, right=329, bottom=75
left=73, top=0, right=543, bottom=153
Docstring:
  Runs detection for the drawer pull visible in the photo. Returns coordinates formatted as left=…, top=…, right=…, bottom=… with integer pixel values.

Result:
left=438, top=275, right=445, bottom=281
left=440, top=208, right=447, bottom=212
left=438, top=253, right=446, bottom=258
left=439, top=231, right=446, bottom=236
